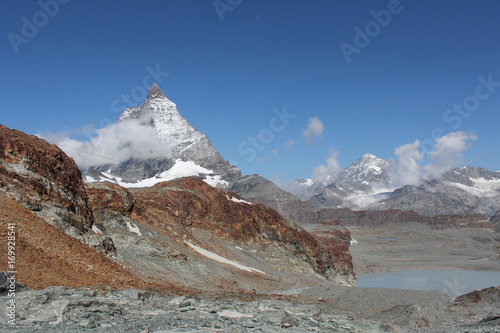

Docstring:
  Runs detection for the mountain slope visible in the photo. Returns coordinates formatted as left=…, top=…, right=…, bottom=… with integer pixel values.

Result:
left=228, top=174, right=319, bottom=225
left=0, top=192, right=154, bottom=290
left=85, top=177, right=356, bottom=290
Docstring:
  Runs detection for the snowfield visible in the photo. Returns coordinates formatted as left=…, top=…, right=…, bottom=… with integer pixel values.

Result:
left=92, top=159, right=229, bottom=188
left=185, top=241, right=265, bottom=274
left=447, top=177, right=500, bottom=197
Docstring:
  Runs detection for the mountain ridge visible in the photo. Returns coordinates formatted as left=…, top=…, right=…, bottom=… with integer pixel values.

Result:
left=285, top=152, right=500, bottom=218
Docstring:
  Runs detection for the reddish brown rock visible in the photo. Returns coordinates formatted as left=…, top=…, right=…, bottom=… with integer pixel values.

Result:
left=303, top=220, right=354, bottom=279
left=0, top=124, right=93, bottom=231
left=130, top=178, right=356, bottom=285
left=86, top=182, right=134, bottom=214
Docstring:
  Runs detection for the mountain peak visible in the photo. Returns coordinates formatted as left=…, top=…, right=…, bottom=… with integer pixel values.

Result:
left=361, top=153, right=378, bottom=161
left=147, top=83, right=166, bottom=100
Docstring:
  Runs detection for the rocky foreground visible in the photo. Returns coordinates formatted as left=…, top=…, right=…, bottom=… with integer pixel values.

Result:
left=1, top=282, right=499, bottom=332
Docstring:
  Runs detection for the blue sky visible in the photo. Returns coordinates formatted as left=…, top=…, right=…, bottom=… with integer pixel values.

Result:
left=1, top=0, right=499, bottom=181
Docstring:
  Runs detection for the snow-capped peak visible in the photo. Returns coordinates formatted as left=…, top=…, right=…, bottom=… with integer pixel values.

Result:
left=360, top=153, right=377, bottom=160
left=87, top=83, right=241, bottom=186
left=335, top=153, right=389, bottom=184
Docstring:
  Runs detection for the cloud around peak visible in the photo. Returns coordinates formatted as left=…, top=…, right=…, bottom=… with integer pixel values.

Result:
left=386, top=131, right=477, bottom=189
left=38, top=115, right=172, bottom=170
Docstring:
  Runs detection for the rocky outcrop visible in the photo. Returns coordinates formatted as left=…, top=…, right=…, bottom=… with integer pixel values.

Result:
left=303, top=220, right=354, bottom=279
left=228, top=174, right=319, bottom=225
left=0, top=124, right=93, bottom=232
left=454, top=286, right=500, bottom=307
left=318, top=207, right=494, bottom=230
left=3, top=284, right=498, bottom=332
left=0, top=192, right=154, bottom=291
left=0, top=272, right=26, bottom=296
left=0, top=286, right=388, bottom=331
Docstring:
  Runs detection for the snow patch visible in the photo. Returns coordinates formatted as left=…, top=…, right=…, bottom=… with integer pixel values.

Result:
left=204, top=174, right=229, bottom=187
left=185, top=241, right=265, bottom=274
left=343, top=190, right=391, bottom=208
left=350, top=238, right=358, bottom=245
left=226, top=195, right=253, bottom=205
left=158, top=159, right=212, bottom=179
left=126, top=221, right=142, bottom=236
left=447, top=178, right=500, bottom=197
left=85, top=176, right=97, bottom=183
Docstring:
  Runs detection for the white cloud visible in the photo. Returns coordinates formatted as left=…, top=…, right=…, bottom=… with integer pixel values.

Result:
left=271, top=149, right=278, bottom=158
left=284, top=138, right=296, bottom=151
left=302, top=117, right=324, bottom=143
left=424, top=131, right=477, bottom=178
left=387, top=140, right=424, bottom=188
left=311, top=148, right=341, bottom=185
left=39, top=115, right=171, bottom=170
left=386, top=131, right=477, bottom=189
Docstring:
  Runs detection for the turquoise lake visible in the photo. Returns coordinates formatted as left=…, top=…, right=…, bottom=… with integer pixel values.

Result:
left=357, top=269, right=500, bottom=297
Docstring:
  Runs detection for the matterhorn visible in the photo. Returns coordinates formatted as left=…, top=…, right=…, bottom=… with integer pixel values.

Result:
left=85, top=84, right=241, bottom=187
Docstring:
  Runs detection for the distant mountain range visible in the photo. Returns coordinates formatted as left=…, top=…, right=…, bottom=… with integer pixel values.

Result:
left=80, top=84, right=499, bottom=221
left=290, top=154, right=500, bottom=218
